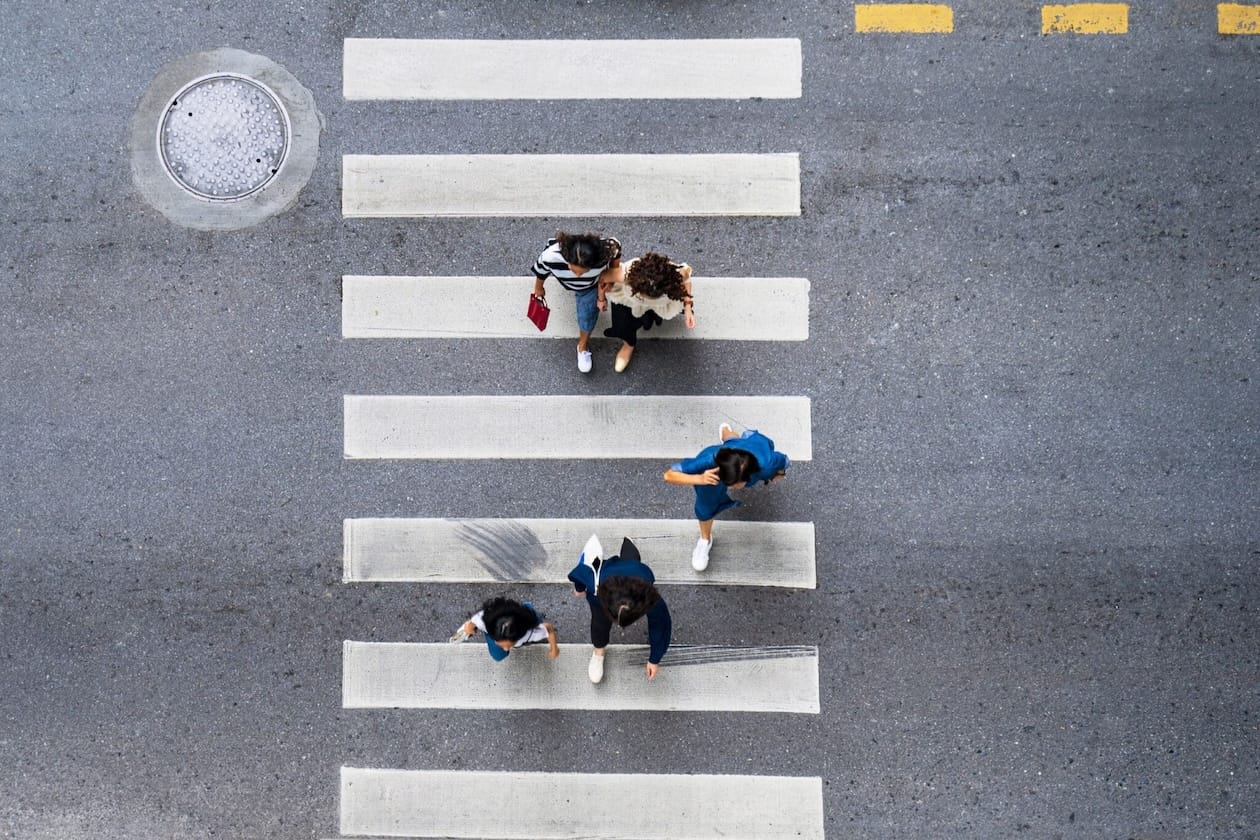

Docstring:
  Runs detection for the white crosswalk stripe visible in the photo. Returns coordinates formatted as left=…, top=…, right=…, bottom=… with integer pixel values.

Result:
left=343, top=517, right=816, bottom=588
left=342, top=153, right=801, bottom=217
left=337, top=767, right=825, bottom=840
left=343, top=38, right=802, bottom=100
left=344, top=642, right=820, bottom=713
left=344, top=395, right=812, bottom=460
left=342, top=275, right=810, bottom=340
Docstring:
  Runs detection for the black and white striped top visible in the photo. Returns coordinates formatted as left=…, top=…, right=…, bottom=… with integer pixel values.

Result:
left=531, top=239, right=612, bottom=292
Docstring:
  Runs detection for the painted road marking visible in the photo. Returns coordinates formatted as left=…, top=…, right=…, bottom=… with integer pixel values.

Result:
left=855, top=4, right=955, bottom=33
left=1219, top=3, right=1260, bottom=33
left=339, top=767, right=825, bottom=839
left=343, top=395, right=813, bottom=460
left=1041, top=3, right=1129, bottom=33
left=344, top=642, right=820, bottom=713
left=343, top=518, right=816, bottom=588
left=343, top=38, right=802, bottom=100
left=341, top=153, right=801, bottom=217
left=341, top=275, right=810, bottom=340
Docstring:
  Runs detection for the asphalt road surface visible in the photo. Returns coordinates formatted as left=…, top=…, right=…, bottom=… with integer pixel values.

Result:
left=1, top=1, right=1257, bottom=838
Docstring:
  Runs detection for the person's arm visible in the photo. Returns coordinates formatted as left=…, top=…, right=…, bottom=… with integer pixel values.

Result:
left=645, top=600, right=672, bottom=679
left=663, top=466, right=720, bottom=486
left=533, top=275, right=546, bottom=298
left=544, top=622, right=560, bottom=659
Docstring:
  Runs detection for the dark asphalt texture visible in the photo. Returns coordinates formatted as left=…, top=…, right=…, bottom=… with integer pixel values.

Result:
left=1, top=2, right=1257, bottom=838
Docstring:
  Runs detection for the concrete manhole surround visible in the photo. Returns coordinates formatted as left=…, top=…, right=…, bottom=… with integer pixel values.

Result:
left=131, top=48, right=322, bottom=230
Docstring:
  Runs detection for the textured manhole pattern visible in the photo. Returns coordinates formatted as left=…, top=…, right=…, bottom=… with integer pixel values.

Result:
left=159, top=74, right=290, bottom=201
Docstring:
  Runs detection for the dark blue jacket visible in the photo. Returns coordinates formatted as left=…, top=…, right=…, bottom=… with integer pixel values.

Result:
left=567, top=538, right=672, bottom=665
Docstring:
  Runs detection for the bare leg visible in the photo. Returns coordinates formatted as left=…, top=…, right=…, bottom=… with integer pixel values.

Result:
left=577, top=330, right=591, bottom=352
left=699, top=519, right=714, bottom=540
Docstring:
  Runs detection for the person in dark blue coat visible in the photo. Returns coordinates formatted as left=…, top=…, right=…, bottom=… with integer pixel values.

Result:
left=567, top=536, right=671, bottom=684
left=663, top=423, right=791, bottom=572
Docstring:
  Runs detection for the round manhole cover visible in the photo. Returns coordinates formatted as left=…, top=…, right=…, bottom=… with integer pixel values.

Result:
left=159, top=73, right=290, bottom=201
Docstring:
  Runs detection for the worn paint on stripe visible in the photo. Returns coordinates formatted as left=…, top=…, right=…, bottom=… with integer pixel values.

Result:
left=340, top=767, right=825, bottom=839
left=341, top=275, right=809, bottom=340
left=1219, top=3, right=1260, bottom=33
left=854, top=4, right=955, bottom=33
left=343, top=518, right=816, bottom=588
left=343, top=395, right=812, bottom=460
left=1041, top=3, right=1129, bottom=33
left=343, top=642, right=821, bottom=713
left=343, top=38, right=802, bottom=99
left=341, top=154, right=801, bottom=217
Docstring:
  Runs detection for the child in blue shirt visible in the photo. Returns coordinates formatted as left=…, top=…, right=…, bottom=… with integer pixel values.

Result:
left=450, top=597, right=559, bottom=661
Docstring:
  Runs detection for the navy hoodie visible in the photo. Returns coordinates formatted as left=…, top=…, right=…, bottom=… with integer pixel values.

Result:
left=567, top=537, right=672, bottom=665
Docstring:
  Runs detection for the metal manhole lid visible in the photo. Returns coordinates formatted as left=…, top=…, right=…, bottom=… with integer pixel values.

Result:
left=158, top=73, right=290, bottom=201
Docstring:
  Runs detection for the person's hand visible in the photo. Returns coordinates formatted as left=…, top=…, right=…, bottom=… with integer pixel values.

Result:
left=646, top=662, right=659, bottom=680
left=698, top=467, right=721, bottom=486
left=597, top=296, right=607, bottom=311
left=572, top=588, right=585, bottom=597
left=684, top=309, right=695, bottom=329
left=548, top=645, right=560, bottom=659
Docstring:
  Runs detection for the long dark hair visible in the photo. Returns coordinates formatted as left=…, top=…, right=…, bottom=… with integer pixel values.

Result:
left=714, top=447, right=759, bottom=485
left=556, top=231, right=617, bottom=269
left=596, top=576, right=661, bottom=627
left=479, top=597, right=538, bottom=642
left=625, top=252, right=690, bottom=301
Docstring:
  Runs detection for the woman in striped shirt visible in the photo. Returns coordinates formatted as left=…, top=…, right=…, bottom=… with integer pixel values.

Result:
left=531, top=231, right=622, bottom=373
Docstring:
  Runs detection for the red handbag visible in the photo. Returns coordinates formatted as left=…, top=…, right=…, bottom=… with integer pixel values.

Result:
left=527, top=294, right=550, bottom=331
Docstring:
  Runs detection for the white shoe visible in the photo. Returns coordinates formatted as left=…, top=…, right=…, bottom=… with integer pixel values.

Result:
left=577, top=350, right=593, bottom=373
left=588, top=651, right=605, bottom=683
left=691, top=537, right=712, bottom=571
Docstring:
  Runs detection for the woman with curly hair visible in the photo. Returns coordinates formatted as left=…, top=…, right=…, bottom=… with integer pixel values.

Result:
left=449, top=596, right=560, bottom=662
left=531, top=231, right=622, bottom=373
left=567, top=536, right=672, bottom=683
left=599, top=251, right=695, bottom=373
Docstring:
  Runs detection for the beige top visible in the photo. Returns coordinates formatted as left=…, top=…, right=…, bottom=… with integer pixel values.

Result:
left=603, top=258, right=692, bottom=320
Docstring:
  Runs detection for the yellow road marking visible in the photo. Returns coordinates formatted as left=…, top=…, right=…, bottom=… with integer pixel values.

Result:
left=1041, top=3, right=1129, bottom=33
left=855, top=4, right=955, bottom=33
left=1219, top=3, right=1260, bottom=33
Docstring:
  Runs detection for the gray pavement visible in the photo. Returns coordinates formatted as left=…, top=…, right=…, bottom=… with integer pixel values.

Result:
left=1, top=1, right=1257, bottom=838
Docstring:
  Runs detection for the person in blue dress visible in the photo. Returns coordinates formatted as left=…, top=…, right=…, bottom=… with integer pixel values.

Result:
left=567, top=535, right=671, bottom=683
left=662, top=423, right=791, bottom=571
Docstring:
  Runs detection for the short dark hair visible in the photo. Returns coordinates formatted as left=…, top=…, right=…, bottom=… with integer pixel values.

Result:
left=556, top=231, right=614, bottom=269
left=479, top=597, right=538, bottom=642
left=714, top=447, right=759, bottom=485
left=596, top=576, right=661, bottom=627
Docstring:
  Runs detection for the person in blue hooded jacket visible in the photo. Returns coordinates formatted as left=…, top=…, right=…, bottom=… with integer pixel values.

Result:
left=567, top=536, right=671, bottom=684
left=663, top=423, right=791, bottom=572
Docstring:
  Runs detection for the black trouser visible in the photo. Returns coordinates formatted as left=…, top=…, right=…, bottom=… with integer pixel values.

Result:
left=603, top=303, right=662, bottom=347
left=587, top=537, right=641, bottom=646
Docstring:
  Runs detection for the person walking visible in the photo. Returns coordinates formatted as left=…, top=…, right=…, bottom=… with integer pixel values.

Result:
left=599, top=251, right=695, bottom=373
left=449, top=596, right=560, bottom=661
left=531, top=231, right=621, bottom=373
left=662, top=424, right=791, bottom=572
left=567, top=535, right=671, bottom=683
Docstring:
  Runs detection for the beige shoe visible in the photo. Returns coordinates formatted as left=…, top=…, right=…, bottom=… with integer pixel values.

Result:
left=614, top=343, right=634, bottom=373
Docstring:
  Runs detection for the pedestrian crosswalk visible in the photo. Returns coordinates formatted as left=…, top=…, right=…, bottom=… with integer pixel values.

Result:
left=343, top=38, right=802, bottom=100
left=344, top=395, right=812, bottom=460
left=343, top=517, right=817, bottom=588
left=342, top=153, right=801, bottom=218
left=337, top=767, right=825, bottom=840
left=342, top=275, right=810, bottom=340
left=335, top=34, right=820, bottom=840
left=344, top=642, right=820, bottom=713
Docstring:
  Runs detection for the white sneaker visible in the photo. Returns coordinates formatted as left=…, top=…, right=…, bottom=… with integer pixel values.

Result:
left=577, top=350, right=593, bottom=373
left=691, top=537, right=712, bottom=571
left=588, top=651, right=605, bottom=683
